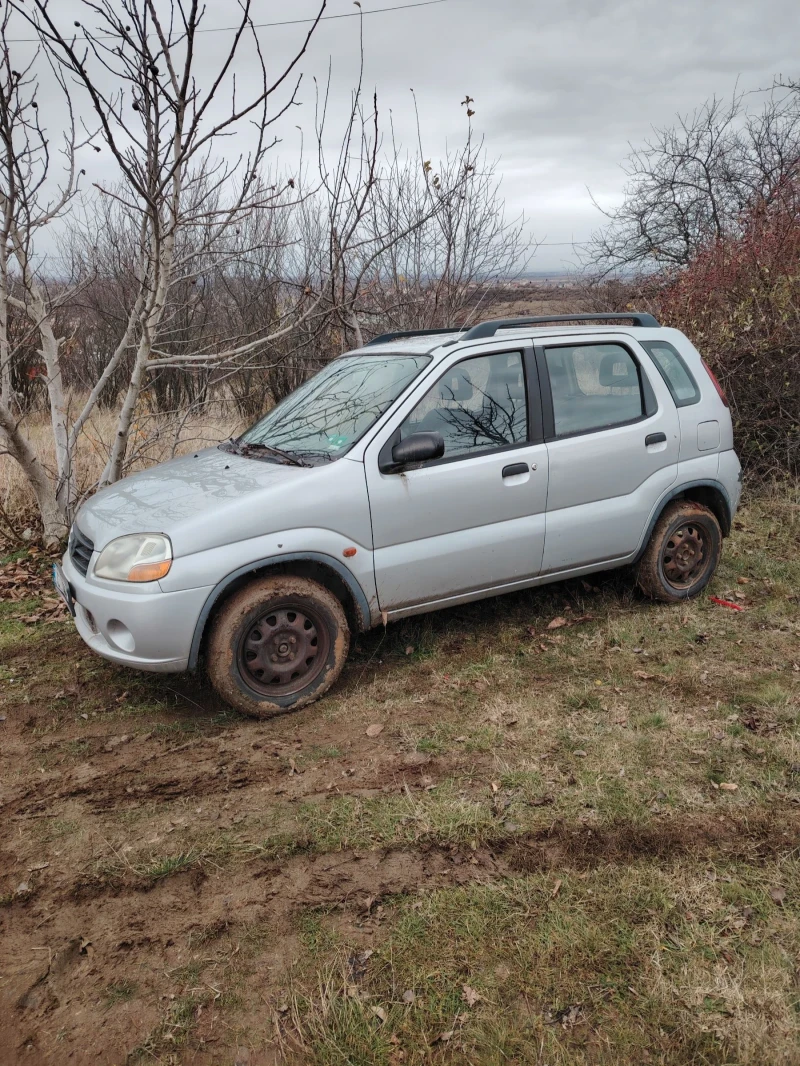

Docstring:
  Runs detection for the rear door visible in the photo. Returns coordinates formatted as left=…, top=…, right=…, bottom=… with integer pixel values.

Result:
left=364, top=344, right=549, bottom=614
left=537, top=336, right=679, bottom=573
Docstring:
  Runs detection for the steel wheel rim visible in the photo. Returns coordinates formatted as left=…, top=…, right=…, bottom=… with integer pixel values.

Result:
left=661, top=522, right=709, bottom=589
left=237, top=601, right=330, bottom=697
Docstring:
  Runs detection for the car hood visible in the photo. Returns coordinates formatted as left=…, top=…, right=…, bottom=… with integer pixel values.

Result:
left=75, top=446, right=315, bottom=553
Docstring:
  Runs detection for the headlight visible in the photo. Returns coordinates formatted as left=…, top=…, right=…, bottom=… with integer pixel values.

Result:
left=94, top=533, right=173, bottom=582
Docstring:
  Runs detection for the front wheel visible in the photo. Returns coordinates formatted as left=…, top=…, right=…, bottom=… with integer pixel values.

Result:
left=636, top=500, right=722, bottom=603
left=206, top=575, right=350, bottom=718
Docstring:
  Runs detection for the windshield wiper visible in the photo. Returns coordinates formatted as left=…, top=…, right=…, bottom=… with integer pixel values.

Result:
left=238, top=440, right=309, bottom=467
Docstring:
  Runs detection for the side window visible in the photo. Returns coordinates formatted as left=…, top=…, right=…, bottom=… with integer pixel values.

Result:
left=545, top=344, right=644, bottom=437
left=640, top=340, right=700, bottom=406
left=400, top=351, right=528, bottom=460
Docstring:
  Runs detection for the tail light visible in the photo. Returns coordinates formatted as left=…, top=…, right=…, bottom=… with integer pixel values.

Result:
left=701, top=359, right=729, bottom=407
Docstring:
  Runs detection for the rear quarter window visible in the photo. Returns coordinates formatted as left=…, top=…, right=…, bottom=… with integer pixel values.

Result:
left=640, top=340, right=700, bottom=407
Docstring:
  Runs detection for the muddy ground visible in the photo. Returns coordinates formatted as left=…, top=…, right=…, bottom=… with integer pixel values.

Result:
left=1, top=502, right=799, bottom=1064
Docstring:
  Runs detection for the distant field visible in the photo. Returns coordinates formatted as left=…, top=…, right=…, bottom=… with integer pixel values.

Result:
left=1, top=484, right=798, bottom=1064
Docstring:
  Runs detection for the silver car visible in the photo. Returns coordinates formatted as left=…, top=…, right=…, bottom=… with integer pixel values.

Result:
left=54, top=313, right=741, bottom=718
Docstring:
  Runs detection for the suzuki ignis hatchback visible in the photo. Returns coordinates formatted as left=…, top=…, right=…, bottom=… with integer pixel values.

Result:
left=55, top=314, right=741, bottom=717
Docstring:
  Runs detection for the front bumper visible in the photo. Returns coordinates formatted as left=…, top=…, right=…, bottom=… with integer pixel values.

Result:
left=62, top=550, right=212, bottom=674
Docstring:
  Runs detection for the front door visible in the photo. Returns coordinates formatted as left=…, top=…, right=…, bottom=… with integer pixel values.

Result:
left=364, top=346, right=549, bottom=614
left=537, top=337, right=679, bottom=573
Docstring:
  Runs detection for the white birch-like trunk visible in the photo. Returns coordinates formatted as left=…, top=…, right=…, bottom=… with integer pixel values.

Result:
left=0, top=397, right=65, bottom=544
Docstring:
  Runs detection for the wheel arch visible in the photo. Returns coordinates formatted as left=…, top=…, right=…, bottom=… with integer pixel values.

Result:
left=635, top=479, right=733, bottom=563
left=188, top=553, right=371, bottom=671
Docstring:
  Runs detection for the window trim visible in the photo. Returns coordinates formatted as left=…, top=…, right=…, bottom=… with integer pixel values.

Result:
left=638, top=339, right=701, bottom=407
left=535, top=340, right=658, bottom=442
left=378, top=348, right=542, bottom=472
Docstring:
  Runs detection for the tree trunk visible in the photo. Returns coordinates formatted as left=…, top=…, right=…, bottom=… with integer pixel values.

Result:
left=0, top=248, right=12, bottom=409
left=100, top=329, right=150, bottom=487
left=0, top=399, right=67, bottom=545
left=37, top=315, right=76, bottom=521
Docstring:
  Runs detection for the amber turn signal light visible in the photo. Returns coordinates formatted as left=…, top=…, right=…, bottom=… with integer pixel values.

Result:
left=127, top=559, right=172, bottom=582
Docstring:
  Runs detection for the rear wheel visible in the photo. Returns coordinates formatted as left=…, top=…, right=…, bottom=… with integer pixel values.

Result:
left=207, top=575, right=350, bottom=718
left=636, top=500, right=721, bottom=603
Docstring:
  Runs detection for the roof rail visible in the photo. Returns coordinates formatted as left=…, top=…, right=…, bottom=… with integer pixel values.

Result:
left=446, top=312, right=660, bottom=344
left=364, top=327, right=468, bottom=347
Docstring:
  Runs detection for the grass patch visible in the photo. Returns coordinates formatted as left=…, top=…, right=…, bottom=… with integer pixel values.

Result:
left=290, top=856, right=800, bottom=1065
left=287, top=783, right=502, bottom=853
left=130, top=995, right=202, bottom=1061
left=103, top=980, right=138, bottom=1008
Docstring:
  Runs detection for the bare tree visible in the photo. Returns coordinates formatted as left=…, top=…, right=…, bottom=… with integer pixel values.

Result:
left=15, top=0, right=329, bottom=487
left=0, top=6, right=91, bottom=543
left=2, top=1, right=525, bottom=543
left=587, top=88, right=800, bottom=275
left=349, top=137, right=529, bottom=337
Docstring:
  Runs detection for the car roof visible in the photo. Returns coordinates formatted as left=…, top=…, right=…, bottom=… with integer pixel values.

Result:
left=346, top=324, right=668, bottom=358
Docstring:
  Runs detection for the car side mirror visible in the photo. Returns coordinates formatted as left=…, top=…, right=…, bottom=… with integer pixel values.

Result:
left=389, top=431, right=445, bottom=469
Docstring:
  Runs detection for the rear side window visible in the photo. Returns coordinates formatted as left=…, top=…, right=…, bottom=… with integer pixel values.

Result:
left=544, top=344, right=644, bottom=437
left=640, top=340, right=700, bottom=407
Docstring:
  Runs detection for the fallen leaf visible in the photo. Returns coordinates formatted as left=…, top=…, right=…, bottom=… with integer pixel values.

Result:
left=435, top=1031, right=454, bottom=1043
left=404, top=645, right=414, bottom=655
left=366, top=723, right=384, bottom=738
left=719, top=782, right=738, bottom=791
left=551, top=878, right=562, bottom=898
left=573, top=749, right=587, bottom=758
left=547, top=616, right=568, bottom=630
left=27, top=862, right=49, bottom=872
left=634, top=671, right=656, bottom=681
left=402, top=989, right=416, bottom=1004
left=769, top=886, right=787, bottom=905
left=371, top=1006, right=388, bottom=1024
left=461, top=985, right=482, bottom=1007
left=737, top=576, right=750, bottom=585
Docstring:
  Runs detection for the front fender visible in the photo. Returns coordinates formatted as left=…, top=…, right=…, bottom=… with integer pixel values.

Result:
left=187, top=551, right=375, bottom=671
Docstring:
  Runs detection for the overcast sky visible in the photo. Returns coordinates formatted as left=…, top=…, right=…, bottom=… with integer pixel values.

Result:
left=9, top=0, right=800, bottom=272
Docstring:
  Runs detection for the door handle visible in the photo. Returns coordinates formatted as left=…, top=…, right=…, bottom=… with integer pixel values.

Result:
left=502, top=462, right=529, bottom=478
left=645, top=432, right=667, bottom=446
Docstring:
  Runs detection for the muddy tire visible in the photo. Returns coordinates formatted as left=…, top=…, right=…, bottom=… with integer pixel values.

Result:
left=206, top=575, right=350, bottom=719
left=636, top=500, right=722, bottom=603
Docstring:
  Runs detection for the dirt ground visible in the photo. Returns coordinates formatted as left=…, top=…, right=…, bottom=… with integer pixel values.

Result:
left=1, top=488, right=799, bottom=1065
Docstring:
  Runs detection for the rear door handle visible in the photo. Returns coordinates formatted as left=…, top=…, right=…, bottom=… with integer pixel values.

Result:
left=645, top=432, right=667, bottom=446
left=502, top=462, right=529, bottom=478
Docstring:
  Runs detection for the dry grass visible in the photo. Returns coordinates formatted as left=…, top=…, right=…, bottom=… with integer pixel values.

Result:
left=0, top=393, right=237, bottom=533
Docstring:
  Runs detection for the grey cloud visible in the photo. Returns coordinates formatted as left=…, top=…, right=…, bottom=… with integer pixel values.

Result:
left=9, top=0, right=800, bottom=271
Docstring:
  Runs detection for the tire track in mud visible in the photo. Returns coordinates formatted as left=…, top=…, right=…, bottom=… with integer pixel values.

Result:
left=3, top=811, right=797, bottom=1065
left=2, top=725, right=468, bottom=822
left=35, top=808, right=800, bottom=909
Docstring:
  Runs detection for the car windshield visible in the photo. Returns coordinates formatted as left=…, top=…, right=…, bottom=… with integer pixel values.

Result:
left=237, top=353, right=431, bottom=463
